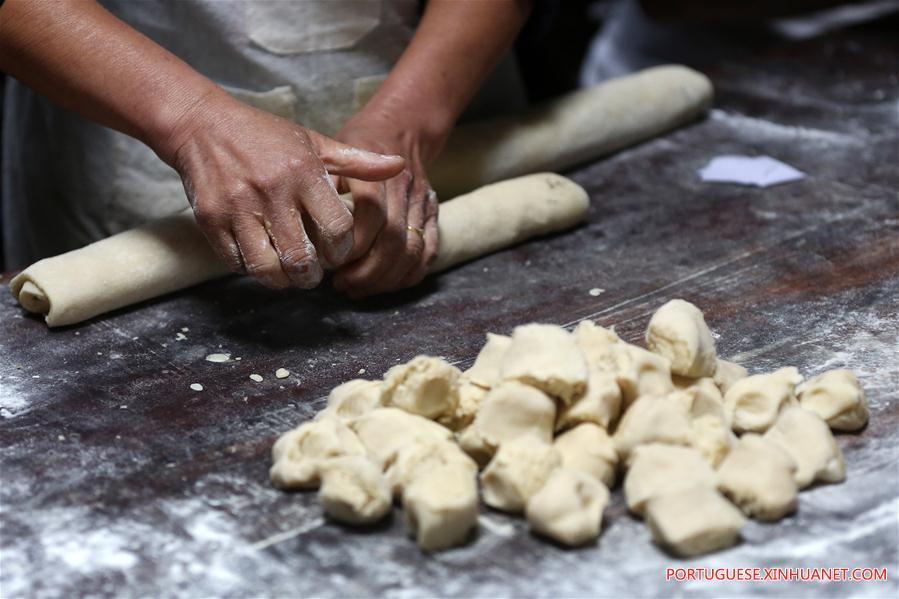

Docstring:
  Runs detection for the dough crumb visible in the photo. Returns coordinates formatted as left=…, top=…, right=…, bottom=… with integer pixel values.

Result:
left=249, top=373, right=264, bottom=382
left=190, top=383, right=204, bottom=391
left=275, top=368, right=290, bottom=379
left=205, top=353, right=230, bottom=363
left=588, top=287, right=604, bottom=297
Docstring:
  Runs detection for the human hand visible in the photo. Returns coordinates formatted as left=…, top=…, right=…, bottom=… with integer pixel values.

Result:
left=163, top=93, right=405, bottom=289
left=330, top=113, right=441, bottom=298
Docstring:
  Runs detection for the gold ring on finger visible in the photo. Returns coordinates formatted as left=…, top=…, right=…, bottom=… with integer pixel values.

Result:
left=406, top=225, right=425, bottom=238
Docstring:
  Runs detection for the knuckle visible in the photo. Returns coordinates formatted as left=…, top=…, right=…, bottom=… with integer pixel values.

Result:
left=192, top=203, right=214, bottom=227
left=323, top=212, right=354, bottom=242
left=195, top=205, right=229, bottom=233
left=245, top=260, right=284, bottom=287
left=244, top=260, right=271, bottom=278
left=252, top=171, right=284, bottom=196
left=285, top=156, right=308, bottom=172
left=225, top=180, right=253, bottom=202
left=280, top=246, right=316, bottom=272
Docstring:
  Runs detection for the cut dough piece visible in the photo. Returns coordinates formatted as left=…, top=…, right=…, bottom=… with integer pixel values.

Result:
left=443, top=381, right=489, bottom=431
left=763, top=407, right=846, bottom=488
left=645, top=487, right=746, bottom=557
left=573, top=320, right=622, bottom=373
left=553, top=423, right=618, bottom=488
left=500, top=324, right=588, bottom=403
left=612, top=395, right=693, bottom=463
left=724, top=367, right=803, bottom=434
left=645, top=299, right=717, bottom=378
left=713, top=359, right=749, bottom=395
left=385, top=438, right=478, bottom=499
left=318, top=456, right=391, bottom=525
left=382, top=356, right=461, bottom=420
left=717, top=434, right=798, bottom=521
left=555, top=370, right=622, bottom=432
left=798, top=369, right=868, bottom=432
left=350, top=408, right=452, bottom=466
left=671, top=377, right=728, bottom=425
left=623, top=444, right=717, bottom=515
left=691, top=415, right=736, bottom=468
left=403, top=461, right=479, bottom=551
left=457, top=381, right=555, bottom=465
left=464, top=333, right=512, bottom=389
left=614, top=344, right=675, bottom=407
left=319, top=379, right=383, bottom=422
left=456, top=423, right=495, bottom=468
left=526, top=469, right=610, bottom=547
left=270, top=417, right=367, bottom=490
left=480, top=436, right=562, bottom=513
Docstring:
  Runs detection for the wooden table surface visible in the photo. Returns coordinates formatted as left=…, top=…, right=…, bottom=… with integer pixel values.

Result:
left=1, top=14, right=897, bottom=599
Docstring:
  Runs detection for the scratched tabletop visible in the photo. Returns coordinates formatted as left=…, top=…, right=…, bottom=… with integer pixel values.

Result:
left=1, top=16, right=897, bottom=599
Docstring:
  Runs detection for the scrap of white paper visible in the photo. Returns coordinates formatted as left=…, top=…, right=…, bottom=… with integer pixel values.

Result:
left=698, top=155, right=806, bottom=188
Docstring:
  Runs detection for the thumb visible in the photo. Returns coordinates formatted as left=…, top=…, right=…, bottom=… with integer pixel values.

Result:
left=308, top=130, right=405, bottom=182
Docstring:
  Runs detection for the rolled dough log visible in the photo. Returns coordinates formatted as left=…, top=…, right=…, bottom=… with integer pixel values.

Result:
left=11, top=173, right=588, bottom=327
left=430, top=65, right=713, bottom=198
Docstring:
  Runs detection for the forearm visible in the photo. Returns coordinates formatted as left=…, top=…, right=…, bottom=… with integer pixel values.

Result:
left=0, top=0, right=227, bottom=163
left=357, top=0, right=532, bottom=159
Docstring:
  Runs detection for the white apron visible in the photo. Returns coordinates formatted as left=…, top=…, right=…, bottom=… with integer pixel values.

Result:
left=3, top=0, right=423, bottom=268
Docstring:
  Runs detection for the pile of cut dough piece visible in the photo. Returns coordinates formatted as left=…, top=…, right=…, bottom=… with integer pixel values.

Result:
left=270, top=299, right=869, bottom=554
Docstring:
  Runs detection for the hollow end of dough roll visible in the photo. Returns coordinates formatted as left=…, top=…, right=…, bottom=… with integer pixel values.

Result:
left=11, top=279, right=51, bottom=316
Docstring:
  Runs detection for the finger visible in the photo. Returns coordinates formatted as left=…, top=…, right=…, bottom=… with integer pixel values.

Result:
left=191, top=201, right=245, bottom=274
left=332, top=174, right=348, bottom=194
left=344, top=178, right=387, bottom=263
left=265, top=206, right=323, bottom=289
left=378, top=181, right=429, bottom=292
left=297, top=164, right=356, bottom=267
left=332, top=172, right=411, bottom=296
left=398, top=190, right=439, bottom=288
left=423, top=189, right=440, bottom=269
left=307, top=130, right=405, bottom=181
left=233, top=216, right=291, bottom=289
